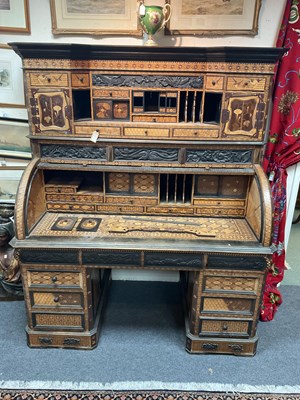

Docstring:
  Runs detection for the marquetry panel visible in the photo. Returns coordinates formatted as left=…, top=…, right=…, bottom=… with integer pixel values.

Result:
left=133, top=174, right=156, bottom=194
left=195, top=176, right=219, bottom=196
left=226, top=76, right=266, bottom=91
left=206, top=75, right=224, bottom=90
left=28, top=271, right=82, bottom=287
left=33, top=313, right=83, bottom=328
left=146, top=206, right=194, bottom=215
left=132, top=116, right=177, bottom=123
left=32, top=292, right=83, bottom=308
left=193, top=199, right=245, bottom=207
left=201, top=298, right=253, bottom=313
left=123, top=127, right=170, bottom=137
left=108, top=173, right=130, bottom=192
left=220, top=176, right=247, bottom=197
left=105, top=196, right=158, bottom=205
left=44, top=178, right=82, bottom=193
left=46, top=194, right=104, bottom=203
left=196, top=208, right=245, bottom=217
left=29, top=72, right=69, bottom=87
left=200, top=320, right=249, bottom=335
left=204, top=276, right=259, bottom=293
left=96, top=205, right=144, bottom=213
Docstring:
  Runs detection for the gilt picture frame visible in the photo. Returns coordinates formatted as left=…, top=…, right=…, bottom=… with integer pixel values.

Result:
left=165, top=0, right=262, bottom=36
left=0, top=45, right=26, bottom=108
left=0, top=0, right=30, bottom=33
left=50, top=0, right=142, bottom=36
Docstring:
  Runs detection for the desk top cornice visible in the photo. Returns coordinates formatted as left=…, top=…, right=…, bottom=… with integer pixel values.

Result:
left=9, top=43, right=285, bottom=64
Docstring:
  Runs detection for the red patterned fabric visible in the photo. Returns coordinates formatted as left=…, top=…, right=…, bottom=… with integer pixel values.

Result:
left=262, top=0, right=300, bottom=321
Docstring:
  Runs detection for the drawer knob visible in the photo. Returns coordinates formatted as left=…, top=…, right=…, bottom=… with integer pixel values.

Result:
left=53, top=296, right=60, bottom=303
left=212, top=80, right=216, bottom=86
left=222, top=323, right=228, bottom=331
left=144, top=130, right=148, bottom=135
left=47, top=77, right=51, bottom=83
left=51, top=276, right=58, bottom=283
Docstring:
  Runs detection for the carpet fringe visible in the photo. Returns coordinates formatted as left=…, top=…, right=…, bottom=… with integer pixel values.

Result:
left=0, top=381, right=300, bottom=394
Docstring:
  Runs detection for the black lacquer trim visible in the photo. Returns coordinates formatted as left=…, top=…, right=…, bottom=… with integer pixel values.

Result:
left=144, top=252, right=203, bottom=268
left=10, top=43, right=286, bottom=64
left=41, top=145, right=106, bottom=160
left=92, top=74, right=204, bottom=89
left=186, top=149, right=252, bottom=164
left=82, top=251, right=140, bottom=266
left=20, top=250, right=79, bottom=264
left=114, top=147, right=178, bottom=162
left=207, top=256, right=267, bottom=270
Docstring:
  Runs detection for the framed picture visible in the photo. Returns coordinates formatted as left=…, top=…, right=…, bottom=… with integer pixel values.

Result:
left=0, top=0, right=30, bottom=33
left=0, top=120, right=31, bottom=159
left=0, top=45, right=26, bottom=108
left=50, top=0, right=142, bottom=36
left=0, top=166, right=26, bottom=200
left=165, top=0, right=262, bottom=36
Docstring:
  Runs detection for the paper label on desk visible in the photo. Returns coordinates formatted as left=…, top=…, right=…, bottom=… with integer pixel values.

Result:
left=90, top=130, right=99, bottom=143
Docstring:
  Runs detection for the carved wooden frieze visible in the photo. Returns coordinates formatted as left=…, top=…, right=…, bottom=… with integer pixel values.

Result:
left=20, top=250, right=79, bottom=264
left=207, top=255, right=267, bottom=270
left=114, top=147, right=178, bottom=162
left=82, top=251, right=140, bottom=266
left=41, top=145, right=106, bottom=160
left=92, top=74, right=204, bottom=89
left=186, top=150, right=252, bottom=164
left=144, top=252, right=203, bottom=268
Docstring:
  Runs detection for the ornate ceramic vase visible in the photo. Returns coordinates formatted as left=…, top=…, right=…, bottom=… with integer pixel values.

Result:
left=138, top=3, right=171, bottom=46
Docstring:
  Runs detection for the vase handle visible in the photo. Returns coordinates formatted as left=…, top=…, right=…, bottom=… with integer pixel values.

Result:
left=157, top=3, right=172, bottom=32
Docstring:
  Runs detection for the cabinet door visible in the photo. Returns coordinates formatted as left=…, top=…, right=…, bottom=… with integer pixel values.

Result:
left=30, top=89, right=72, bottom=134
left=221, top=93, right=265, bottom=140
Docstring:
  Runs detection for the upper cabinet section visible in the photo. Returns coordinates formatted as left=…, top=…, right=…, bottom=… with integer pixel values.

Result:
left=11, top=44, right=285, bottom=142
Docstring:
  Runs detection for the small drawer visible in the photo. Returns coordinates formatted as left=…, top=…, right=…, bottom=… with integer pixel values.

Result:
left=71, top=73, right=90, bottom=87
left=75, top=125, right=121, bottom=137
left=31, top=292, right=83, bottom=309
left=146, top=206, right=194, bottom=215
left=203, top=275, right=259, bottom=293
left=195, top=207, right=245, bottom=217
left=92, top=89, right=130, bottom=98
left=28, top=334, right=95, bottom=348
left=226, top=76, right=267, bottom=91
left=206, top=75, right=224, bottom=90
left=105, top=196, right=158, bottom=205
left=32, top=312, right=84, bottom=330
left=193, top=199, right=245, bottom=207
left=132, top=116, right=177, bottom=123
left=199, top=319, right=250, bottom=336
left=27, top=271, right=82, bottom=288
left=45, top=186, right=78, bottom=194
left=123, top=127, right=170, bottom=138
left=97, top=204, right=144, bottom=213
left=46, top=203, right=95, bottom=212
left=201, top=297, right=254, bottom=315
left=29, top=72, right=69, bottom=87
left=173, top=129, right=219, bottom=139
left=46, top=194, right=104, bottom=203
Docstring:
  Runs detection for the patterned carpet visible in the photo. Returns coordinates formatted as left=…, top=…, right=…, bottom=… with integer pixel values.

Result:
left=1, top=391, right=300, bottom=400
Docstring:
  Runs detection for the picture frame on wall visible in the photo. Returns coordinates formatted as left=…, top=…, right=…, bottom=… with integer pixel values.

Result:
left=0, top=45, right=26, bottom=108
left=165, top=0, right=262, bottom=36
left=0, top=120, right=31, bottom=159
left=50, top=0, right=143, bottom=36
left=0, top=0, right=30, bottom=33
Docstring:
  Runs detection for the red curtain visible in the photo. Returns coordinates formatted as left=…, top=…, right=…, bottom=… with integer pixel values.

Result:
left=262, top=0, right=300, bottom=321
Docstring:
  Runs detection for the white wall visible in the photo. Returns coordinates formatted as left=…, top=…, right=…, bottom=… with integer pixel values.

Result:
left=0, top=0, right=287, bottom=281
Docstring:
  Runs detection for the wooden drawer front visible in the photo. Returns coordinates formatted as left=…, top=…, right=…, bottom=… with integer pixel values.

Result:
left=123, top=127, right=169, bottom=138
left=173, top=129, right=219, bottom=139
left=196, top=207, right=245, bottom=217
left=200, top=319, right=250, bottom=336
left=31, top=292, right=83, bottom=309
left=28, top=271, right=82, bottom=288
left=201, top=298, right=254, bottom=315
left=206, top=75, right=224, bottom=90
left=147, top=206, right=194, bottom=215
left=33, top=313, right=84, bottom=330
left=29, top=72, right=69, bottom=87
left=28, top=333, right=94, bottom=348
left=74, top=125, right=121, bottom=136
left=47, top=203, right=95, bottom=212
left=226, top=76, right=266, bottom=91
left=204, top=276, right=259, bottom=293
left=46, top=194, right=104, bottom=203
left=105, top=196, right=158, bottom=205
left=92, top=89, right=130, bottom=98
left=97, top=204, right=144, bottom=213
left=193, top=199, right=245, bottom=207
left=108, top=173, right=130, bottom=192
left=45, top=186, right=77, bottom=194
left=132, top=116, right=177, bottom=123
left=71, top=73, right=90, bottom=87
